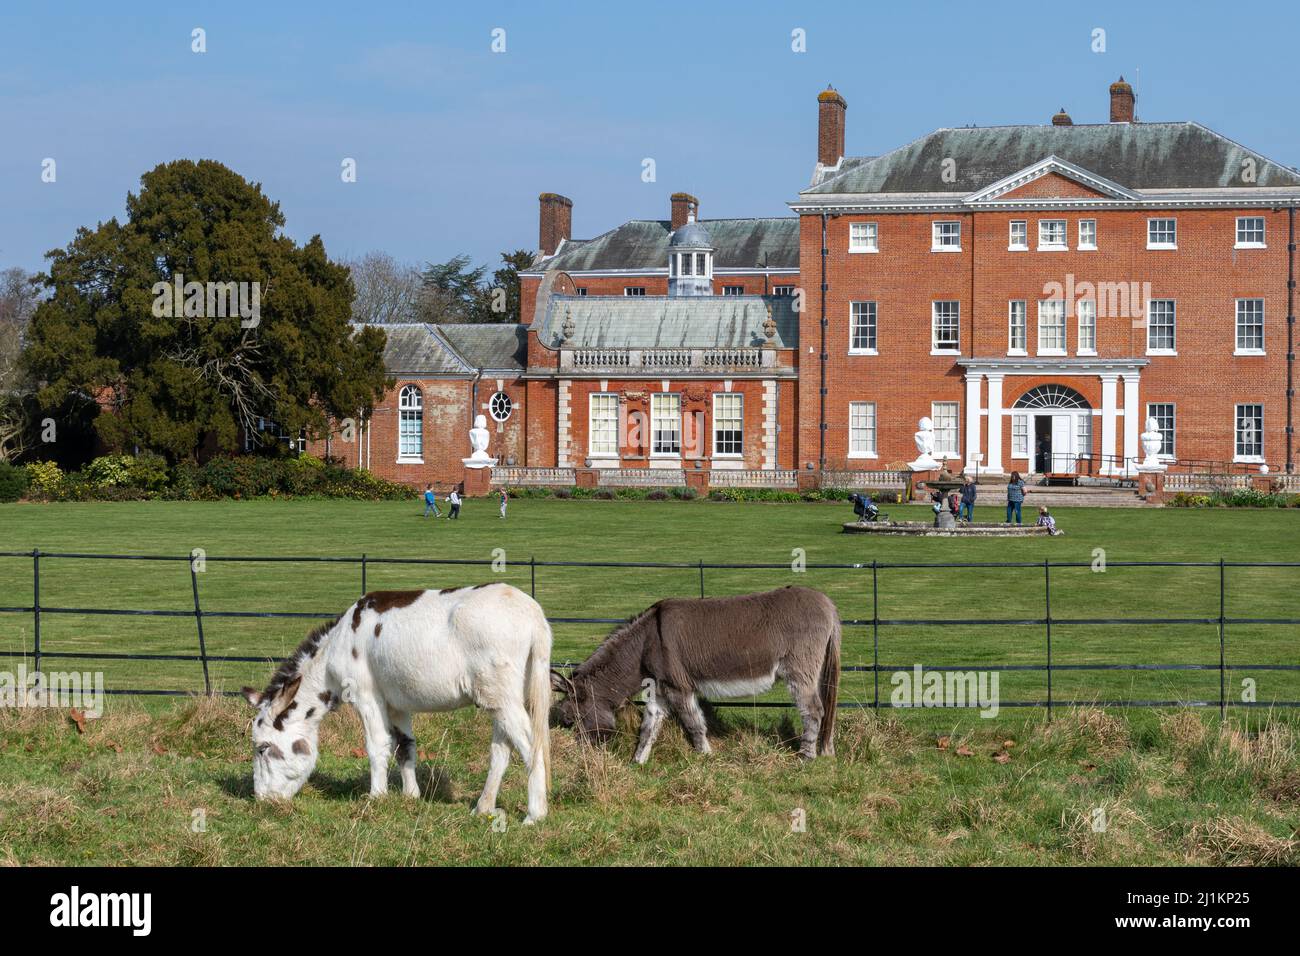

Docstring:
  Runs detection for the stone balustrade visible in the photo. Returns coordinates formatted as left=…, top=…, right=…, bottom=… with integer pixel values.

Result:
left=563, top=347, right=774, bottom=373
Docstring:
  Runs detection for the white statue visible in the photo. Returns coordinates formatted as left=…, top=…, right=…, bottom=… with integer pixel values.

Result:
left=909, top=416, right=940, bottom=471
left=1137, top=416, right=1167, bottom=471
left=464, top=414, right=498, bottom=469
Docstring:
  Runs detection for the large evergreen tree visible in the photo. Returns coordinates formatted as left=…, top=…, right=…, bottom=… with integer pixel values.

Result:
left=24, top=160, right=390, bottom=461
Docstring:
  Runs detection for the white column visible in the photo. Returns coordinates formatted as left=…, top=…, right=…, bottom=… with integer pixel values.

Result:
left=985, top=374, right=1004, bottom=474
left=1122, top=372, right=1140, bottom=475
left=964, top=371, right=983, bottom=473
left=557, top=380, right=572, bottom=467
left=1100, top=373, right=1119, bottom=474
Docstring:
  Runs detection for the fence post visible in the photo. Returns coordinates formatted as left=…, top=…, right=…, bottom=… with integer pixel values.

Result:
left=189, top=552, right=211, bottom=696
left=32, top=549, right=40, bottom=675
left=871, top=560, right=879, bottom=711
left=361, top=553, right=368, bottom=596
left=1219, top=558, right=1226, bottom=720
left=530, top=555, right=536, bottom=598
left=698, top=560, right=705, bottom=599
left=1044, top=558, right=1052, bottom=721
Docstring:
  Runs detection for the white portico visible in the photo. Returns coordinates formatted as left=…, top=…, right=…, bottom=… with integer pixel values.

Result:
left=958, top=358, right=1149, bottom=477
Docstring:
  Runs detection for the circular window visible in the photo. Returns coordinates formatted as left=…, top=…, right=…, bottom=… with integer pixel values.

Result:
left=489, top=391, right=513, bottom=422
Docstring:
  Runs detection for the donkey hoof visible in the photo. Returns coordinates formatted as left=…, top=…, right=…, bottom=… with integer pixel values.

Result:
left=471, top=803, right=496, bottom=817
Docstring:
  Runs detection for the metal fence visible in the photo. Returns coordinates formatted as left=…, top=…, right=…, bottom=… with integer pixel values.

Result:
left=1, top=549, right=1298, bottom=717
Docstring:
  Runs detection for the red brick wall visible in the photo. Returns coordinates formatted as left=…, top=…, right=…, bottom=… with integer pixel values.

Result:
left=801, top=204, right=1293, bottom=471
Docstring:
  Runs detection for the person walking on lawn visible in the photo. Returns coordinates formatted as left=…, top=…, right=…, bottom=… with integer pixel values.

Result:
left=960, top=475, right=977, bottom=522
left=1005, top=471, right=1028, bottom=524
left=447, top=489, right=461, bottom=520
left=499, top=487, right=508, bottom=519
left=422, top=484, right=441, bottom=518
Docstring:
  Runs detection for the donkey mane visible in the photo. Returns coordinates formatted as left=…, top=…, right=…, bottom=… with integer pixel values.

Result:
left=261, top=615, right=340, bottom=699
left=572, top=604, right=658, bottom=697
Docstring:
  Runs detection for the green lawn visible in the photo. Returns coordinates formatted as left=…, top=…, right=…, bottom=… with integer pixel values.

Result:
left=1, top=498, right=1297, bottom=708
left=1, top=498, right=1297, bottom=866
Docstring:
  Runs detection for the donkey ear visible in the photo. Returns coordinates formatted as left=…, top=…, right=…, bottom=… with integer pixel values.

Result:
left=550, top=670, right=575, bottom=696
left=241, top=686, right=263, bottom=707
left=270, top=675, right=303, bottom=719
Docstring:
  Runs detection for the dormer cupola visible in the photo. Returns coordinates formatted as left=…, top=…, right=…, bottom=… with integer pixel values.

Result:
left=667, top=213, right=713, bottom=297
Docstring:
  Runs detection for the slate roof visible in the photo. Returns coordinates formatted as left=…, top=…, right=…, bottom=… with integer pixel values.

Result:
left=437, top=323, right=528, bottom=371
left=533, top=294, right=798, bottom=350
left=804, top=122, right=1300, bottom=196
left=529, top=217, right=799, bottom=273
left=372, top=323, right=526, bottom=376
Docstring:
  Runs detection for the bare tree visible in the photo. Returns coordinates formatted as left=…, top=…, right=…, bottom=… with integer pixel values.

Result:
left=0, top=267, right=39, bottom=461
left=346, top=252, right=422, bottom=325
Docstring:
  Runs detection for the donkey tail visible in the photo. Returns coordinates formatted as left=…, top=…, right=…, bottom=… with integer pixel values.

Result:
left=817, top=615, right=841, bottom=756
left=525, top=607, right=553, bottom=792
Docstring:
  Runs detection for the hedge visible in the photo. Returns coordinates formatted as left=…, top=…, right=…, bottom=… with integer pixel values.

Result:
left=12, top=454, right=415, bottom=503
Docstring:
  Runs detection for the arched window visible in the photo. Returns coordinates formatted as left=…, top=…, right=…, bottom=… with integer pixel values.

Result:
left=398, top=385, right=423, bottom=459
left=1013, top=384, right=1090, bottom=409
left=489, top=391, right=513, bottom=422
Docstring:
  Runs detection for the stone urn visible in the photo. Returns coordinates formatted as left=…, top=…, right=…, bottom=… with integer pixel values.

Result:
left=463, top=414, right=498, bottom=469
left=908, top=417, right=941, bottom=472
left=1137, top=416, right=1167, bottom=472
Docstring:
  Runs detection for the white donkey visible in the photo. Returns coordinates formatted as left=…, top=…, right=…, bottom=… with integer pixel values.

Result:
left=242, top=582, right=552, bottom=823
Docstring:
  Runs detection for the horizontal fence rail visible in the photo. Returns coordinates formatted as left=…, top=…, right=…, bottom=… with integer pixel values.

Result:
left=0, top=550, right=1298, bottom=717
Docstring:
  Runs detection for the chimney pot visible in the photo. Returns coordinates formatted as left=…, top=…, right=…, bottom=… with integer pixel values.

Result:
left=538, top=192, right=573, bottom=257
left=1109, top=76, right=1134, bottom=123
left=670, top=192, right=700, bottom=231
left=1052, top=107, right=1073, bottom=126
left=817, top=85, right=847, bottom=168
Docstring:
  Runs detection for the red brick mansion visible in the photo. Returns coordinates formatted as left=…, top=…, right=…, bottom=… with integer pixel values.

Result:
left=313, top=78, right=1300, bottom=495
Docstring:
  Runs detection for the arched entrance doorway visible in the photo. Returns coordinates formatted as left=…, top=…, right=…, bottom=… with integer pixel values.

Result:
left=1012, top=385, right=1093, bottom=473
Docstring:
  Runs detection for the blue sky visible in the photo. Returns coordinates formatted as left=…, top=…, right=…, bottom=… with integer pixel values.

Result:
left=3, top=0, right=1298, bottom=275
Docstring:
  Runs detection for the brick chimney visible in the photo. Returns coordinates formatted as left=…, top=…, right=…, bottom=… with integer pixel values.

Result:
left=1052, top=107, right=1073, bottom=126
left=1109, top=76, right=1134, bottom=123
left=670, top=193, right=700, bottom=230
left=538, top=192, right=573, bottom=257
left=817, top=86, right=847, bottom=167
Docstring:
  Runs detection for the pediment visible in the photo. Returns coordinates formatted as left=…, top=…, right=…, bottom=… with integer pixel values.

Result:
left=965, top=156, right=1140, bottom=204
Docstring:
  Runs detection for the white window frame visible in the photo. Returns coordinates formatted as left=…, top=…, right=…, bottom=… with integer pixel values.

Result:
left=849, top=221, right=879, bottom=253
left=624, top=286, right=646, bottom=296
left=850, top=301, right=877, bottom=354
left=1078, top=219, right=1097, bottom=250
left=931, top=301, right=960, bottom=354
left=588, top=393, right=619, bottom=458
left=397, top=384, right=423, bottom=462
left=1009, top=220, right=1028, bottom=251
left=722, top=285, right=744, bottom=296
left=1037, top=219, right=1067, bottom=251
left=931, top=220, right=962, bottom=252
left=1235, top=298, right=1265, bottom=355
left=848, top=401, right=877, bottom=459
left=650, top=393, right=681, bottom=457
left=1147, top=299, right=1177, bottom=354
left=1011, top=413, right=1029, bottom=459
left=931, top=402, right=960, bottom=459
left=1037, top=300, right=1066, bottom=356
left=1234, top=403, right=1264, bottom=463
left=1147, top=218, right=1177, bottom=250
left=1077, top=299, right=1097, bottom=355
left=1146, top=402, right=1176, bottom=460
left=1008, top=300, right=1027, bottom=355
left=712, top=393, right=743, bottom=458
left=488, top=391, right=513, bottom=423
left=771, top=285, right=795, bottom=297
left=1235, top=216, right=1266, bottom=249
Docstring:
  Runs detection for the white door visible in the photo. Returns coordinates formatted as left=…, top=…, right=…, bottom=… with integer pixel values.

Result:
left=1050, top=414, right=1073, bottom=472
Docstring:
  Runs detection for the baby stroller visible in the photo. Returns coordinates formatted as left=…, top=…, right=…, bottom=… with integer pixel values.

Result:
left=850, top=492, right=886, bottom=524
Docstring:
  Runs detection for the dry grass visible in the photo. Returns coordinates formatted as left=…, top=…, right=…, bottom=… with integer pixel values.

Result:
left=0, top=698, right=1297, bottom=866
